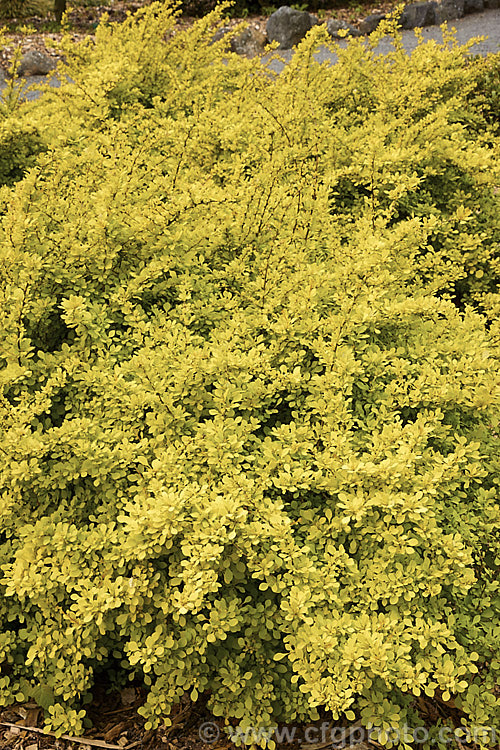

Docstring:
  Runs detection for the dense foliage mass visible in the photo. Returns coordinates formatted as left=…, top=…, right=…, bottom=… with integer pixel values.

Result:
left=0, top=6, right=499, bottom=745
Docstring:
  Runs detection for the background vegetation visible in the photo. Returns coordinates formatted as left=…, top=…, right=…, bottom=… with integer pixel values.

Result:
left=0, top=0, right=394, bottom=23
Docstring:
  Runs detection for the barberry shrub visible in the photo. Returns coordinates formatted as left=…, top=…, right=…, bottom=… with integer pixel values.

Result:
left=0, top=6, right=499, bottom=745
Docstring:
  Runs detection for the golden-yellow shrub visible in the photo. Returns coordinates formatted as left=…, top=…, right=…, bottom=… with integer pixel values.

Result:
left=0, top=7, right=499, bottom=744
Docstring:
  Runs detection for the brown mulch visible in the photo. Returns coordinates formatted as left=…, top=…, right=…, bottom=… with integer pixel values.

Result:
left=0, top=688, right=222, bottom=750
left=0, top=685, right=491, bottom=750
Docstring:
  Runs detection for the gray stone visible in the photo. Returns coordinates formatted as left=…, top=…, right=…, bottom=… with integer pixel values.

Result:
left=210, top=25, right=267, bottom=56
left=230, top=27, right=267, bottom=57
left=326, top=18, right=362, bottom=38
left=399, top=1, right=437, bottom=28
left=17, top=50, right=56, bottom=77
left=464, top=0, right=484, bottom=11
left=358, top=13, right=386, bottom=34
left=266, top=6, right=318, bottom=50
left=210, top=26, right=231, bottom=45
left=434, top=0, right=465, bottom=21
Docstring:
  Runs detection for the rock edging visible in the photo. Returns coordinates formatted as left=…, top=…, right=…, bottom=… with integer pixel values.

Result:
left=265, top=0, right=498, bottom=50
left=2, top=0, right=498, bottom=76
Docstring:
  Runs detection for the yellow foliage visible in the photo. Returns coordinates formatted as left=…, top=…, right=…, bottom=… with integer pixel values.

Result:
left=0, top=4, right=499, bottom=743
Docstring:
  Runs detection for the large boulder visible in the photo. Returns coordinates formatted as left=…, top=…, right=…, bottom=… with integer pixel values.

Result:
left=230, top=27, right=267, bottom=57
left=266, top=6, right=318, bottom=50
left=434, top=0, right=465, bottom=21
left=464, top=0, right=484, bottom=10
left=210, top=25, right=231, bottom=44
left=17, top=50, right=56, bottom=77
left=358, top=13, right=386, bottom=34
left=399, top=1, right=437, bottom=28
left=326, top=18, right=362, bottom=39
left=210, top=26, right=267, bottom=57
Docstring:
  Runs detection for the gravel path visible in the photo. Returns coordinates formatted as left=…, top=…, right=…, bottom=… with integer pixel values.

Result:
left=0, top=8, right=499, bottom=100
